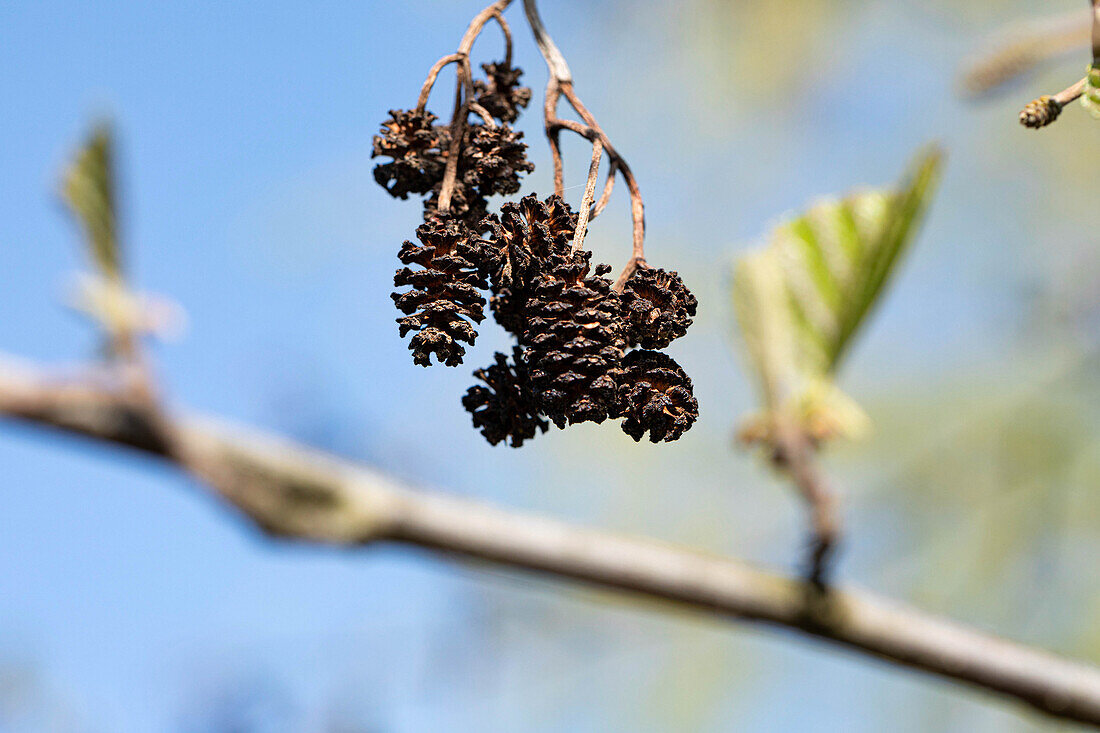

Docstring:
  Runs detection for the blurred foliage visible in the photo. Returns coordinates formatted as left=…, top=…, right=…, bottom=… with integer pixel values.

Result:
left=1085, top=64, right=1100, bottom=117
left=732, top=148, right=941, bottom=445
left=681, top=0, right=841, bottom=99
left=858, top=346, right=1100, bottom=649
left=61, top=123, right=122, bottom=282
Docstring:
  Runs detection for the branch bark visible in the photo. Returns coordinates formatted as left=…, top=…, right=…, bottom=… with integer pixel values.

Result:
left=1, top=354, right=1100, bottom=726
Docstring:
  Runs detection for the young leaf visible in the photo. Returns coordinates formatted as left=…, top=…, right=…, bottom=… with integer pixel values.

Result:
left=732, top=249, right=798, bottom=413
left=61, top=123, right=122, bottom=281
left=732, top=146, right=943, bottom=443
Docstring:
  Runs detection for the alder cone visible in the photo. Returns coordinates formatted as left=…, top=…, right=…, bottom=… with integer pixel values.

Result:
left=489, top=286, right=527, bottom=336
left=613, top=350, right=698, bottom=443
left=522, top=250, right=626, bottom=428
left=461, top=124, right=534, bottom=199
left=620, top=266, right=697, bottom=349
left=423, top=183, right=490, bottom=233
left=372, top=109, right=447, bottom=199
left=462, top=347, right=548, bottom=447
left=421, top=124, right=533, bottom=231
left=480, top=193, right=577, bottom=291
left=391, top=217, right=487, bottom=367
left=473, top=62, right=532, bottom=124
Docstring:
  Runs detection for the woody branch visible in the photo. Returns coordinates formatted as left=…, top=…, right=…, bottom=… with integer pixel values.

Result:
left=1, top=354, right=1100, bottom=726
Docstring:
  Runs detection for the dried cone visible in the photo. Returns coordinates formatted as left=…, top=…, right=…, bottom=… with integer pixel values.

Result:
left=614, top=350, right=698, bottom=443
left=489, top=286, right=527, bottom=336
left=461, top=123, right=534, bottom=198
left=480, top=194, right=579, bottom=338
left=473, top=62, right=533, bottom=124
left=620, top=266, right=698, bottom=349
left=392, top=217, right=487, bottom=367
left=522, top=250, right=626, bottom=427
left=422, top=123, right=534, bottom=231
left=480, top=193, right=577, bottom=290
left=462, top=347, right=549, bottom=447
left=372, top=109, right=447, bottom=199
left=423, top=183, right=490, bottom=233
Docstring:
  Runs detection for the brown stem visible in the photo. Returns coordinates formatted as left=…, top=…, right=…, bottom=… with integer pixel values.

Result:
left=429, top=0, right=515, bottom=214
left=612, top=255, right=647, bottom=292
left=416, top=53, right=464, bottom=113
left=545, top=80, right=565, bottom=197
left=457, top=0, right=515, bottom=56
left=522, top=0, right=572, bottom=82
left=590, top=161, right=617, bottom=221
left=1055, top=76, right=1088, bottom=104
left=571, top=138, right=603, bottom=252
left=436, top=77, right=468, bottom=215
left=524, top=0, right=645, bottom=282
left=559, top=84, right=646, bottom=284
left=491, top=10, right=514, bottom=68
left=773, top=418, right=840, bottom=589
left=468, top=101, right=497, bottom=127
left=546, top=108, right=645, bottom=284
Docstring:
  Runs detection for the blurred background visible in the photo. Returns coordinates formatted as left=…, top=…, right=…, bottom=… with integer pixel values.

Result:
left=2, top=1, right=1099, bottom=730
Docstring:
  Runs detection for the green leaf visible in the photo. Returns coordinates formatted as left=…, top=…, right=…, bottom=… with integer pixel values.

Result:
left=732, top=250, right=798, bottom=413
left=61, top=123, right=122, bottom=280
left=732, top=146, right=943, bottom=443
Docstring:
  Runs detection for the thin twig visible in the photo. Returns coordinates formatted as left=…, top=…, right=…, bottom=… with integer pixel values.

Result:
left=773, top=418, right=840, bottom=589
left=457, top=0, right=514, bottom=56
left=2, top=354, right=1100, bottom=726
left=490, top=10, right=514, bottom=68
left=544, top=81, right=565, bottom=197
left=523, top=0, right=645, bottom=286
left=468, top=101, right=497, bottom=127
left=436, top=78, right=468, bottom=214
left=416, top=53, right=464, bottom=113
left=522, top=0, right=571, bottom=83
left=612, top=255, right=647, bottom=292
left=1055, top=76, right=1088, bottom=105
left=557, top=84, right=646, bottom=289
left=571, top=138, right=603, bottom=252
left=590, top=161, right=617, bottom=221
left=424, top=0, right=515, bottom=214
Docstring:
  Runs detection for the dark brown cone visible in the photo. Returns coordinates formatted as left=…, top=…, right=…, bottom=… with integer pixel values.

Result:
left=521, top=250, right=626, bottom=428
left=620, top=266, right=698, bottom=349
left=461, top=124, right=534, bottom=199
left=473, top=62, right=533, bottom=124
left=489, top=286, right=527, bottom=336
left=372, top=109, right=447, bottom=199
left=479, top=194, right=578, bottom=341
left=613, top=350, right=698, bottom=443
left=392, top=217, right=487, bottom=367
left=423, top=183, right=490, bottom=233
left=420, top=123, right=533, bottom=231
left=462, top=347, right=549, bottom=447
left=479, top=193, right=577, bottom=291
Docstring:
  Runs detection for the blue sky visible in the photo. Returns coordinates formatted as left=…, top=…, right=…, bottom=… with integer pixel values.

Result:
left=0, top=1, right=1090, bottom=730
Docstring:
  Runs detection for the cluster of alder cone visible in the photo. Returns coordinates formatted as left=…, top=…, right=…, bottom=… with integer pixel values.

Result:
left=374, top=60, right=699, bottom=447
